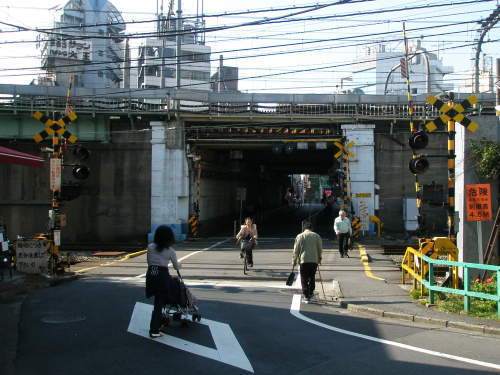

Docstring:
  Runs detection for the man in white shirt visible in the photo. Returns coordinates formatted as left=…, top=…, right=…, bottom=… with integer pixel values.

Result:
left=334, top=210, right=352, bottom=258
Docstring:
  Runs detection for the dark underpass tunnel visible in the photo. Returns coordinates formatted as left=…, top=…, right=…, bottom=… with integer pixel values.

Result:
left=192, top=141, right=341, bottom=238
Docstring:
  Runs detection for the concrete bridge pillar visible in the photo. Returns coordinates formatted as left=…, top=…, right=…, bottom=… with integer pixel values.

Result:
left=341, top=124, right=376, bottom=234
left=150, top=120, right=189, bottom=241
left=456, top=116, right=499, bottom=265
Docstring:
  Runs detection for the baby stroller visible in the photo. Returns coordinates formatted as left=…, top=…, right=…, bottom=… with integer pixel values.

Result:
left=161, top=270, right=201, bottom=327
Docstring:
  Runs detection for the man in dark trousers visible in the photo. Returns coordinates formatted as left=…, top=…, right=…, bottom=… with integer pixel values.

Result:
left=334, top=209, right=352, bottom=257
left=292, top=221, right=323, bottom=303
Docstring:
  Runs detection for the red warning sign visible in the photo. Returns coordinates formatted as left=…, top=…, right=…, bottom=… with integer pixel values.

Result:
left=466, top=184, right=492, bottom=221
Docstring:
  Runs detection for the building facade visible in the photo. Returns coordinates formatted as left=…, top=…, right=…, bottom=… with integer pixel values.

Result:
left=348, top=41, right=454, bottom=95
left=135, top=19, right=211, bottom=93
left=38, top=0, right=126, bottom=89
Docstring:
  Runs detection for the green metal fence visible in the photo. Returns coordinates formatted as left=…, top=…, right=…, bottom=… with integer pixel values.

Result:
left=421, top=255, right=500, bottom=318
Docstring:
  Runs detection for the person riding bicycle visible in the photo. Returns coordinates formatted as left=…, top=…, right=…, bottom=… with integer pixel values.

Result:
left=236, top=217, right=258, bottom=267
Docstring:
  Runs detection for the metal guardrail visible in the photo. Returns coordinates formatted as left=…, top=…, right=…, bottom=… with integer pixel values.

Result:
left=0, top=95, right=444, bottom=120
left=402, top=247, right=500, bottom=317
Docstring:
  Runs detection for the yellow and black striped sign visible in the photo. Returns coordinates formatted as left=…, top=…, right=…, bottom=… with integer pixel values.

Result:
left=188, top=215, right=199, bottom=237
left=425, top=95, right=478, bottom=133
left=351, top=217, right=362, bottom=238
left=33, top=111, right=78, bottom=143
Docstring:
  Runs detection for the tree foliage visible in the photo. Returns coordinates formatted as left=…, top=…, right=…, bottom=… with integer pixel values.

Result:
left=469, top=139, right=500, bottom=179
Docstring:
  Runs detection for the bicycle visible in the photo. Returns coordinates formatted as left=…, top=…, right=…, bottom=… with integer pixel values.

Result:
left=240, top=240, right=253, bottom=275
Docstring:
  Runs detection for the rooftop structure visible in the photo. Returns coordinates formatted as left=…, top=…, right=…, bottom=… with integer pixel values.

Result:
left=346, top=41, right=454, bottom=95
left=37, top=0, right=126, bottom=89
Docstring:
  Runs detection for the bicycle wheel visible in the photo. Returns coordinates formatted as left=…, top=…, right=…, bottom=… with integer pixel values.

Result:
left=243, top=251, right=248, bottom=275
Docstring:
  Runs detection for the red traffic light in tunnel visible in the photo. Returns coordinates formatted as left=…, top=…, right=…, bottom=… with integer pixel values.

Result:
left=409, top=157, right=429, bottom=174
left=72, top=165, right=90, bottom=180
left=408, top=130, right=429, bottom=149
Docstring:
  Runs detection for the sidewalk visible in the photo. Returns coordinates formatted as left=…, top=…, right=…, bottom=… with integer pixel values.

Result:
left=331, top=242, right=500, bottom=335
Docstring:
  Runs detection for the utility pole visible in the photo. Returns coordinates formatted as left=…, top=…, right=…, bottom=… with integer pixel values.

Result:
left=159, top=0, right=165, bottom=90
left=176, top=0, right=182, bottom=92
left=474, top=6, right=499, bottom=93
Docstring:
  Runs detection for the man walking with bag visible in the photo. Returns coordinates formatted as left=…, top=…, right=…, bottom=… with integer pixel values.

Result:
left=334, top=210, right=352, bottom=258
left=292, top=221, right=322, bottom=303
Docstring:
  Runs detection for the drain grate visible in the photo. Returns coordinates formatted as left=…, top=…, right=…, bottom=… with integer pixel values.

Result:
left=41, top=313, right=86, bottom=324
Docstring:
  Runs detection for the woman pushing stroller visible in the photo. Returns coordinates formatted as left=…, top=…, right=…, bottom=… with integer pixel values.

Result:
left=145, top=225, right=181, bottom=338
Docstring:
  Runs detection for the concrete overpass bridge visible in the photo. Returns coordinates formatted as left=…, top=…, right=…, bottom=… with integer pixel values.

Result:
left=0, top=84, right=497, bottom=247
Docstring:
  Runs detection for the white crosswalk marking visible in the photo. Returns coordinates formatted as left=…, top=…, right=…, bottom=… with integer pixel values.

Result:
left=127, top=302, right=254, bottom=373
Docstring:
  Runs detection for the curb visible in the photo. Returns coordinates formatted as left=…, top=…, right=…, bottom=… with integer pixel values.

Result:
left=345, top=303, right=500, bottom=336
left=73, top=249, right=147, bottom=274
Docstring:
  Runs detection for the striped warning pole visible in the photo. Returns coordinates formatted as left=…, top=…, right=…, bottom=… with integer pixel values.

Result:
left=342, top=150, right=349, bottom=212
left=402, top=22, right=423, bottom=231
left=189, top=161, right=201, bottom=238
left=447, top=114, right=455, bottom=240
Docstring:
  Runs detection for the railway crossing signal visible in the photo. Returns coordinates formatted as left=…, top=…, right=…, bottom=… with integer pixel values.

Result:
left=333, top=140, right=356, bottom=160
left=32, top=111, right=78, bottom=143
left=424, top=93, right=480, bottom=241
left=425, top=95, right=479, bottom=133
left=408, top=130, right=428, bottom=149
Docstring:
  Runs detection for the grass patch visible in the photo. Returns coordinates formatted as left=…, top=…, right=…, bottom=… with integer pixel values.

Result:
left=435, top=294, right=499, bottom=320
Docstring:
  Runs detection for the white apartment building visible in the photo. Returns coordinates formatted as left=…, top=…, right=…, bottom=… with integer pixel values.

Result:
left=348, top=41, right=454, bottom=95
left=38, top=0, right=125, bottom=89
left=135, top=20, right=211, bottom=93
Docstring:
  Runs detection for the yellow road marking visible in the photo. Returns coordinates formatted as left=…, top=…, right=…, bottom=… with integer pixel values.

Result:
left=357, top=244, right=385, bottom=281
left=73, top=249, right=147, bottom=274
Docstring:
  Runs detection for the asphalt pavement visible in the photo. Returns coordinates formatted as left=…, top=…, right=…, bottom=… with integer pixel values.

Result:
left=1, top=235, right=499, bottom=375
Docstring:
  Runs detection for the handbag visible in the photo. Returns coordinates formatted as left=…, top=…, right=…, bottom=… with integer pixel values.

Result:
left=286, top=266, right=296, bottom=286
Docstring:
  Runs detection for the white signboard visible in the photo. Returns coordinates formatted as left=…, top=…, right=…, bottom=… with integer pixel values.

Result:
left=358, top=199, right=369, bottom=231
left=16, top=240, right=49, bottom=274
left=236, top=187, right=247, bottom=201
left=50, top=158, right=62, bottom=192
left=46, top=38, right=92, bottom=61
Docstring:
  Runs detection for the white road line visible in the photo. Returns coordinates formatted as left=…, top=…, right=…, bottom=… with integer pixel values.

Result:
left=132, top=238, right=232, bottom=279
left=290, top=294, right=500, bottom=371
left=127, top=302, right=254, bottom=373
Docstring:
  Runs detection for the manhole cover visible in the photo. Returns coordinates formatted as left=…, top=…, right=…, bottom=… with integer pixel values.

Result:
left=41, top=313, right=86, bottom=324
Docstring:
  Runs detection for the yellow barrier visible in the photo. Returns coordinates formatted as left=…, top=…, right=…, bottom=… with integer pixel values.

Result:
left=401, top=237, right=459, bottom=295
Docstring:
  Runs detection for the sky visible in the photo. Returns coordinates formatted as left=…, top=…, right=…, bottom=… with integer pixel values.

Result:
left=0, top=0, right=498, bottom=93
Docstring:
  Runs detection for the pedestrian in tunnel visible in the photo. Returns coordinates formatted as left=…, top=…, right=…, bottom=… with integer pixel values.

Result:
left=292, top=221, right=323, bottom=303
left=334, top=209, right=352, bottom=258
left=236, top=217, right=258, bottom=267
left=146, top=225, right=181, bottom=338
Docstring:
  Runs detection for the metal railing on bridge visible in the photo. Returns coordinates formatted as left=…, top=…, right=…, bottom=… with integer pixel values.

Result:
left=0, top=84, right=495, bottom=120
left=0, top=95, right=444, bottom=120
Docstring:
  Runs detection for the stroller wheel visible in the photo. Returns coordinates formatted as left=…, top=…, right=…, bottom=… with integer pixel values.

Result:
left=192, top=313, right=201, bottom=322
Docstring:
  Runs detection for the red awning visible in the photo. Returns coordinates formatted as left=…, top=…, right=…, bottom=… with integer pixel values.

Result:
left=0, top=146, right=45, bottom=168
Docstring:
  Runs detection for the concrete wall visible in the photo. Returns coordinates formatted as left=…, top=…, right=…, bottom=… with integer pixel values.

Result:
left=456, top=115, right=499, bottom=264
left=375, top=130, right=449, bottom=234
left=0, top=134, right=151, bottom=245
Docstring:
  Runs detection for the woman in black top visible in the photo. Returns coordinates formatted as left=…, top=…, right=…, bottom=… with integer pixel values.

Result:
left=146, top=225, right=178, bottom=338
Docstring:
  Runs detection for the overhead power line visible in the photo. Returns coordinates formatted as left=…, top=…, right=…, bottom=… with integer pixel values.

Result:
left=0, top=20, right=489, bottom=74
left=0, top=0, right=491, bottom=42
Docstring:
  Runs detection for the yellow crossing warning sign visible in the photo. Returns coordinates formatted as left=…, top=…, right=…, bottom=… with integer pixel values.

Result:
left=334, top=140, right=356, bottom=159
left=33, top=111, right=78, bottom=143
left=425, top=95, right=478, bottom=133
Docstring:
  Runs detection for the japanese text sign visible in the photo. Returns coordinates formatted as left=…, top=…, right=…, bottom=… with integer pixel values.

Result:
left=466, top=184, right=492, bottom=221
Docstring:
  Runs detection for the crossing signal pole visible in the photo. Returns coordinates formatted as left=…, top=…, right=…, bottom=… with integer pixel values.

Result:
left=426, top=93, right=479, bottom=241
left=31, top=78, right=87, bottom=274
left=402, top=22, right=425, bottom=232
